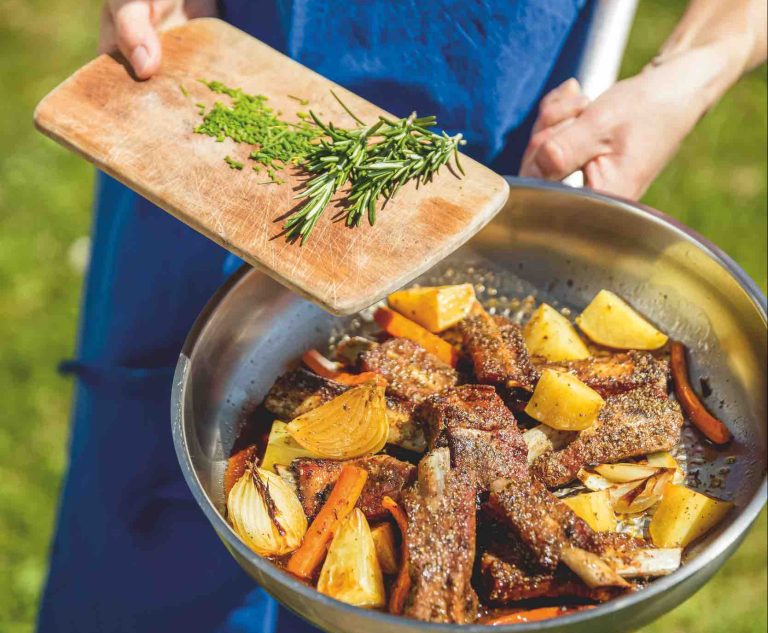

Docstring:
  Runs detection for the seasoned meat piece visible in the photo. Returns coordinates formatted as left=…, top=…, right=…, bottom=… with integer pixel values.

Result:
left=264, top=368, right=346, bottom=420
left=534, top=351, right=669, bottom=398
left=531, top=388, right=684, bottom=486
left=385, top=396, right=426, bottom=453
left=418, top=385, right=528, bottom=486
left=479, top=551, right=623, bottom=604
left=402, top=449, right=479, bottom=623
left=486, top=477, right=595, bottom=570
left=360, top=337, right=458, bottom=402
left=291, top=455, right=415, bottom=521
left=459, top=311, right=537, bottom=390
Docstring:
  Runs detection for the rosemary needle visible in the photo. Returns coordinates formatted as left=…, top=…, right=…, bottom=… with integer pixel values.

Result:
left=193, top=81, right=466, bottom=244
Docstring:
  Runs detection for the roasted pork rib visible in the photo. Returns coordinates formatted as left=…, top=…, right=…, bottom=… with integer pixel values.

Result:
left=534, top=351, right=669, bottom=398
left=401, top=448, right=479, bottom=623
left=458, top=311, right=537, bottom=391
left=291, top=454, right=415, bottom=522
left=264, top=368, right=346, bottom=420
left=531, top=387, right=684, bottom=486
left=360, top=337, right=458, bottom=402
left=418, top=384, right=528, bottom=487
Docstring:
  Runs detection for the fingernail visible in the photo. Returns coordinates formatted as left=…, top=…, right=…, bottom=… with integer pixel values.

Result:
left=131, top=45, right=150, bottom=76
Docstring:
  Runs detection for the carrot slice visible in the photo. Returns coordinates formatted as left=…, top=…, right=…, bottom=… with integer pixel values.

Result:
left=286, top=464, right=368, bottom=580
left=670, top=341, right=732, bottom=445
left=301, top=349, right=385, bottom=386
left=479, top=605, right=595, bottom=625
left=382, top=496, right=411, bottom=615
left=373, top=307, right=459, bottom=366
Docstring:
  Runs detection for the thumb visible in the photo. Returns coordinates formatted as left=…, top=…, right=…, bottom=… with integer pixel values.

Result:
left=112, top=0, right=162, bottom=79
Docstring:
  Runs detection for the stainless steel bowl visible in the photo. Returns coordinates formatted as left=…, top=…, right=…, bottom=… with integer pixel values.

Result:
left=172, top=179, right=767, bottom=633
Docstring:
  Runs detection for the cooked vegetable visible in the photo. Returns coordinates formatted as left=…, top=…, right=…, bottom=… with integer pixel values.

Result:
left=301, top=349, right=384, bottom=386
left=604, top=547, right=682, bottom=578
left=524, top=368, right=605, bottom=431
left=523, top=424, right=576, bottom=463
left=317, top=508, right=386, bottom=608
left=387, top=284, right=476, bottom=333
left=594, top=462, right=665, bottom=483
left=563, top=490, right=617, bottom=532
left=287, top=464, right=368, bottom=579
left=523, top=303, right=591, bottom=361
left=576, top=289, right=668, bottom=350
left=261, top=421, right=313, bottom=472
left=382, top=496, right=411, bottom=615
left=373, top=306, right=459, bottom=366
left=560, top=546, right=630, bottom=589
left=577, top=468, right=615, bottom=492
left=644, top=451, right=685, bottom=484
left=479, top=605, right=594, bottom=625
left=670, top=341, right=732, bottom=445
left=286, top=382, right=389, bottom=459
left=649, top=484, right=733, bottom=548
left=613, top=468, right=675, bottom=514
left=370, top=522, right=399, bottom=575
left=227, top=467, right=307, bottom=557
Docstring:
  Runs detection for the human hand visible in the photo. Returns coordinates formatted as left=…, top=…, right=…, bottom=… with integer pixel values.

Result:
left=99, top=0, right=217, bottom=79
left=519, top=64, right=708, bottom=200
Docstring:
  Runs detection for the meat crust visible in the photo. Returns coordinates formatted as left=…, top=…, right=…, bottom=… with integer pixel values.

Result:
left=531, top=388, right=684, bottom=487
left=402, top=449, right=479, bottom=623
left=418, top=385, right=528, bottom=486
left=264, top=368, right=346, bottom=420
left=459, top=312, right=537, bottom=390
left=486, top=477, right=595, bottom=570
left=360, top=337, right=458, bottom=402
left=534, top=351, right=669, bottom=398
left=291, top=455, right=415, bottom=521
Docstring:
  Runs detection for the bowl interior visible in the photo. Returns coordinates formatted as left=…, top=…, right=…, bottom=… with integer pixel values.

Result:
left=175, top=180, right=767, bottom=633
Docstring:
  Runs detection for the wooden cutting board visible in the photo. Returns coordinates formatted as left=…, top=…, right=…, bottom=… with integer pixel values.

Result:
left=34, top=18, right=509, bottom=315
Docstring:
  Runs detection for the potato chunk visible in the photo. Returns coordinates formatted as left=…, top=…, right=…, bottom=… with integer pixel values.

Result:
left=387, top=284, right=475, bottom=332
left=317, top=508, right=386, bottom=607
left=576, top=290, right=668, bottom=350
left=649, top=484, right=733, bottom=548
left=524, top=368, right=605, bottom=430
left=523, top=303, right=591, bottom=361
left=261, top=420, right=313, bottom=472
left=564, top=490, right=617, bottom=532
left=370, top=522, right=399, bottom=575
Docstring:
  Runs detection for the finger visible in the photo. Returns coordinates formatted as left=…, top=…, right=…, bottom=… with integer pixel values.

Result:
left=533, top=92, right=590, bottom=135
left=523, top=109, right=614, bottom=181
left=519, top=118, right=576, bottom=176
left=584, top=156, right=650, bottom=201
left=539, top=78, right=582, bottom=109
left=111, top=0, right=162, bottom=79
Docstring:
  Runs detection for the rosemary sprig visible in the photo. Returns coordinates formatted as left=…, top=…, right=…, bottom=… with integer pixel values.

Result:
left=284, top=107, right=465, bottom=243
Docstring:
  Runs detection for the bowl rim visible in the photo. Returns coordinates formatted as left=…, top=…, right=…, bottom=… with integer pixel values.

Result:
left=172, top=178, right=767, bottom=632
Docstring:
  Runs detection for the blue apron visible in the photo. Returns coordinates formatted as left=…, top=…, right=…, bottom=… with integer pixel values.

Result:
left=38, top=2, right=590, bottom=631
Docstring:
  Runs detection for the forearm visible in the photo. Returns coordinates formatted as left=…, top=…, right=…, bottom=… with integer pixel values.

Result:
left=650, top=0, right=767, bottom=115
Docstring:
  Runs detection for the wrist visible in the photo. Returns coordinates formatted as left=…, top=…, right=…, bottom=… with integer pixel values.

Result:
left=642, top=39, right=747, bottom=122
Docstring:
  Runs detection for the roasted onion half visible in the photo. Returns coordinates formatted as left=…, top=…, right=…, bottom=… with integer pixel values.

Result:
left=227, top=466, right=308, bottom=557
left=287, top=382, right=389, bottom=459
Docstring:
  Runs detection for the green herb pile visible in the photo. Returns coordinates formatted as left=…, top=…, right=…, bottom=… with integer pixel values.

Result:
left=194, top=81, right=321, bottom=185
left=192, top=81, right=465, bottom=244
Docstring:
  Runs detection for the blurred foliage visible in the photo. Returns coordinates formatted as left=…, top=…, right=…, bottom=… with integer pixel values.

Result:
left=0, top=0, right=764, bottom=632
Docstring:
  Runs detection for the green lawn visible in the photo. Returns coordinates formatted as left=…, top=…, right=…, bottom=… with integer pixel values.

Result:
left=0, top=1, right=764, bottom=632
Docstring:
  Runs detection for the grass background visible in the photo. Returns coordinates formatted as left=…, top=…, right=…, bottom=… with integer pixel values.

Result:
left=0, top=0, right=764, bottom=631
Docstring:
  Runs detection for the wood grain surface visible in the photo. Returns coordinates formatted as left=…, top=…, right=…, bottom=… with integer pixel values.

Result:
left=34, top=18, right=509, bottom=315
